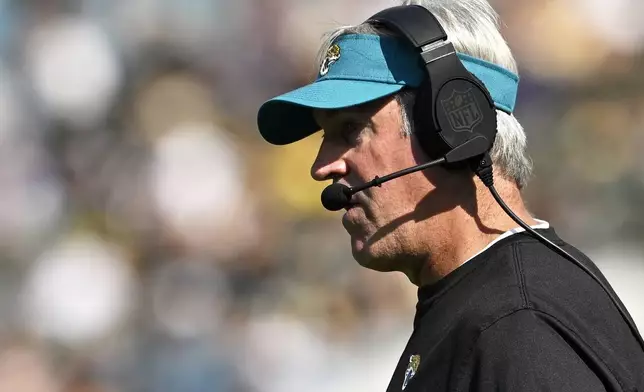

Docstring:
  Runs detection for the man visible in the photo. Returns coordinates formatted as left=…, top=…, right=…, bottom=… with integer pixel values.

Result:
left=256, top=0, right=644, bottom=391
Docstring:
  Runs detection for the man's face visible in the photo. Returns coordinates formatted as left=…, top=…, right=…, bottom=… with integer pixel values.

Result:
left=311, top=96, right=444, bottom=272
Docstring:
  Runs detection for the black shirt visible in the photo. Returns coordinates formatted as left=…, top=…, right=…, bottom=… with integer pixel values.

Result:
left=386, top=227, right=644, bottom=392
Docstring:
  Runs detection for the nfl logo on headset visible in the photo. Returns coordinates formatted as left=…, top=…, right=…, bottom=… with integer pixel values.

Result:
left=440, top=89, right=483, bottom=132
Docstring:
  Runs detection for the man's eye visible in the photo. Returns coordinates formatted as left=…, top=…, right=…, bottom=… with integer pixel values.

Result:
left=340, top=121, right=362, bottom=144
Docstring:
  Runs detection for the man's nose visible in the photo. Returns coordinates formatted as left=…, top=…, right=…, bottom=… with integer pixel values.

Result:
left=310, top=144, right=348, bottom=182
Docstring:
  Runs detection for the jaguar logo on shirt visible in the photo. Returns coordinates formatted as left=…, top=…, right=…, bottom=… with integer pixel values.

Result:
left=402, top=354, right=421, bottom=390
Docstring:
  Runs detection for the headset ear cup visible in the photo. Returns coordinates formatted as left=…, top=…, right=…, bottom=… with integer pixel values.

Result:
left=412, top=80, right=451, bottom=160
left=458, top=73, right=498, bottom=150
left=412, top=77, right=498, bottom=169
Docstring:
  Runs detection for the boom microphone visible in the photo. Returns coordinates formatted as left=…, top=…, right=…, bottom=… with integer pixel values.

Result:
left=321, top=157, right=446, bottom=211
left=321, top=183, right=352, bottom=211
left=320, top=135, right=492, bottom=211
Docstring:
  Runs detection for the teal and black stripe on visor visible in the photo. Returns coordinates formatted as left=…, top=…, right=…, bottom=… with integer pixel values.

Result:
left=257, top=34, right=519, bottom=145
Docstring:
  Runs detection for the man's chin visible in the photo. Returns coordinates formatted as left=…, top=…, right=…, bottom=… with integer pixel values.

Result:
left=350, top=238, right=396, bottom=272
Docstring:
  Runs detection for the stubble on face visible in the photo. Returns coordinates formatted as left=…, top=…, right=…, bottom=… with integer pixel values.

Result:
left=313, top=97, right=440, bottom=274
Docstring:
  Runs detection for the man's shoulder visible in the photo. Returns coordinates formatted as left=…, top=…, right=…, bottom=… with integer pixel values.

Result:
left=462, top=229, right=644, bottom=389
left=509, top=228, right=623, bottom=330
left=416, top=227, right=621, bottom=352
left=475, top=226, right=612, bottom=317
left=394, top=229, right=644, bottom=391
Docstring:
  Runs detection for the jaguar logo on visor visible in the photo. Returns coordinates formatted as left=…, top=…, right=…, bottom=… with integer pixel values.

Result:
left=319, top=44, right=341, bottom=76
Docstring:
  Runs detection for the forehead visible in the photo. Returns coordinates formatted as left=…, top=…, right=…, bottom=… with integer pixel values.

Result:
left=313, top=95, right=396, bottom=124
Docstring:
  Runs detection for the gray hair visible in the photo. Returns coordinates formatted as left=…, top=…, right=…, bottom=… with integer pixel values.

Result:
left=315, top=0, right=533, bottom=189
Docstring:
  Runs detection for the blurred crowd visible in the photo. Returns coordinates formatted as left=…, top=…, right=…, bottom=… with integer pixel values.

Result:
left=0, top=0, right=642, bottom=391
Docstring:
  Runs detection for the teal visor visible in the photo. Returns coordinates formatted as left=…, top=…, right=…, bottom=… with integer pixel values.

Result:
left=257, top=34, right=519, bottom=145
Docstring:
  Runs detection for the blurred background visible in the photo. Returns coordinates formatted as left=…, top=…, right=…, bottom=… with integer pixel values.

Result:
left=0, top=0, right=642, bottom=391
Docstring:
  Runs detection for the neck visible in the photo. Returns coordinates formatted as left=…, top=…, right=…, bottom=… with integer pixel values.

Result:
left=414, top=178, right=538, bottom=287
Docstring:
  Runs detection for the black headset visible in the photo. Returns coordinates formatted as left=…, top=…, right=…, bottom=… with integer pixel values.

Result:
left=362, top=4, right=644, bottom=352
left=367, top=5, right=498, bottom=165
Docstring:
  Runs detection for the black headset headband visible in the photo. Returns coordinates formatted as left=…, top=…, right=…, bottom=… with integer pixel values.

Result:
left=368, top=5, right=448, bottom=47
